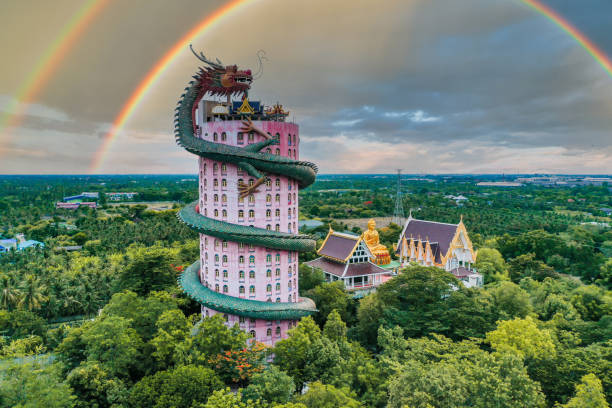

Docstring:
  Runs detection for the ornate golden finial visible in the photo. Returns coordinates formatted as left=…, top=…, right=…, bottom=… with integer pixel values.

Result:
left=459, top=214, right=464, bottom=223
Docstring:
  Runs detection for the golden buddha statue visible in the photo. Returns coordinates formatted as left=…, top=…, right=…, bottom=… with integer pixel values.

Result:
left=361, top=219, right=391, bottom=265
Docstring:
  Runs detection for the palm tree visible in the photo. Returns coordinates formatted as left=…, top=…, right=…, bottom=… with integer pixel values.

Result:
left=18, top=274, right=47, bottom=311
left=0, top=274, right=21, bottom=311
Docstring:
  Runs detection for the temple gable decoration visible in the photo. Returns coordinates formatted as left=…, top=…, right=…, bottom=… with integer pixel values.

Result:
left=396, top=214, right=482, bottom=287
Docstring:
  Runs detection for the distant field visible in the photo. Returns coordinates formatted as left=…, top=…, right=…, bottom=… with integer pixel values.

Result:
left=107, top=201, right=178, bottom=211
left=552, top=208, right=611, bottom=222
left=339, top=217, right=402, bottom=230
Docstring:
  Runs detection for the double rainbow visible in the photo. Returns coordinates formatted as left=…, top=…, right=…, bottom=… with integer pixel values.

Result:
left=0, top=0, right=610, bottom=172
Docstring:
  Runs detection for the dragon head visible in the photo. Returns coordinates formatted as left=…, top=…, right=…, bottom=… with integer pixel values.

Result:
left=190, top=46, right=252, bottom=97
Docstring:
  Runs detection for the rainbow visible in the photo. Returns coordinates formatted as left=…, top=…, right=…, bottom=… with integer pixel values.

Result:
left=0, top=0, right=109, bottom=152
left=90, top=0, right=612, bottom=173
left=520, top=0, right=612, bottom=77
left=88, top=0, right=256, bottom=173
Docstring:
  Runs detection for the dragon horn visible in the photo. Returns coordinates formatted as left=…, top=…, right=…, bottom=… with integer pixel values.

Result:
left=189, top=44, right=224, bottom=69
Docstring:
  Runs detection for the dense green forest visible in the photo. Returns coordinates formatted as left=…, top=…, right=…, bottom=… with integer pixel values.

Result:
left=0, top=175, right=610, bottom=407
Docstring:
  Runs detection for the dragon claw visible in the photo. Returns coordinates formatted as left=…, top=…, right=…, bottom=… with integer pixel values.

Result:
left=238, top=176, right=267, bottom=198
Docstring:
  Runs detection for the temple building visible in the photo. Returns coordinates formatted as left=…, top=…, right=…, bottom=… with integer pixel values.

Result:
left=305, top=221, right=393, bottom=291
left=396, top=214, right=483, bottom=287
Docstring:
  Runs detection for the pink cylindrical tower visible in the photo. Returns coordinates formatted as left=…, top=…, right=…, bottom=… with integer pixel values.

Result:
left=174, top=51, right=317, bottom=347
left=197, top=121, right=302, bottom=345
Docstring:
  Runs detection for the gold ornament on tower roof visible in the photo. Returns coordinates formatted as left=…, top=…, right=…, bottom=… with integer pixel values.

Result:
left=361, top=219, right=391, bottom=265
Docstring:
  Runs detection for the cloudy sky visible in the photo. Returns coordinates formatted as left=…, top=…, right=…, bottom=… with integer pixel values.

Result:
left=1, top=0, right=611, bottom=174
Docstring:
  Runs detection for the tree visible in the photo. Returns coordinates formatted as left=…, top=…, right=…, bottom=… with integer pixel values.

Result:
left=355, top=294, right=383, bottom=346
left=473, top=247, right=508, bottom=283
left=0, top=309, right=45, bottom=338
left=298, top=264, right=325, bottom=294
left=508, top=253, right=557, bottom=283
left=385, top=333, right=546, bottom=408
left=129, top=365, right=223, bottom=408
left=174, top=315, right=249, bottom=366
left=72, top=232, right=88, bottom=246
left=596, top=258, right=612, bottom=289
left=570, top=285, right=612, bottom=321
left=486, top=316, right=556, bottom=360
left=208, top=342, right=268, bottom=385
left=101, top=290, right=178, bottom=341
left=274, top=316, right=322, bottom=390
left=18, top=274, right=47, bottom=311
left=296, top=382, right=362, bottom=408
left=66, top=362, right=128, bottom=408
left=114, top=244, right=178, bottom=296
left=242, top=365, right=296, bottom=405
left=323, top=310, right=347, bottom=342
left=0, top=274, right=21, bottom=310
left=487, top=281, right=532, bottom=319
left=0, top=360, right=76, bottom=408
left=79, top=315, right=144, bottom=379
left=150, top=309, right=190, bottom=370
left=558, top=374, right=609, bottom=408
left=305, top=281, right=353, bottom=326
left=527, top=341, right=612, bottom=406
left=357, top=266, right=458, bottom=341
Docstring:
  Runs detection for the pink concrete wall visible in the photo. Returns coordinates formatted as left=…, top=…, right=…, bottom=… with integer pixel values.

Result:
left=196, top=119, right=301, bottom=345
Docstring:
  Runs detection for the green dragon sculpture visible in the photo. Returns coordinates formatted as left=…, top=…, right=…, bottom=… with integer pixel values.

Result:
left=174, top=48, right=318, bottom=319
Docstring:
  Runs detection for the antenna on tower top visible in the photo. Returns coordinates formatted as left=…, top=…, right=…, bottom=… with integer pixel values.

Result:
left=392, top=169, right=405, bottom=226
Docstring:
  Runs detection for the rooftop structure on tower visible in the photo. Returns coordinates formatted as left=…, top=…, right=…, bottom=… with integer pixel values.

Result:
left=174, top=47, right=318, bottom=345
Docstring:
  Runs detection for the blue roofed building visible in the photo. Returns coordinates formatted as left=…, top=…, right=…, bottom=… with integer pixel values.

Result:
left=0, top=238, right=17, bottom=253
left=18, top=240, right=45, bottom=250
